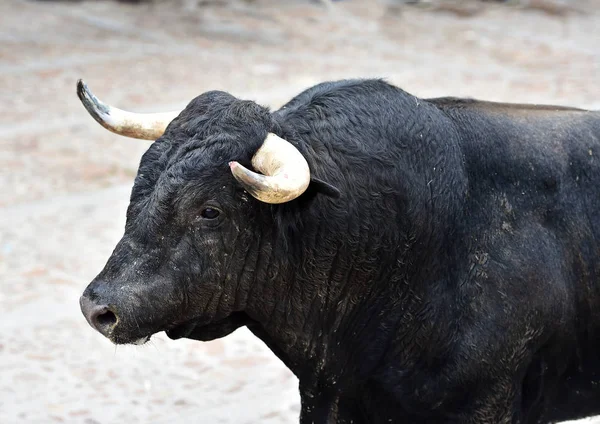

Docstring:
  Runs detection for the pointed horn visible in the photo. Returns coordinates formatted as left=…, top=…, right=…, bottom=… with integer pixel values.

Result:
left=229, top=133, right=311, bottom=204
left=76, top=79, right=181, bottom=140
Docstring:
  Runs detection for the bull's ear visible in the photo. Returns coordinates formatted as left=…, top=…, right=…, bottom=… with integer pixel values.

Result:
left=310, top=177, right=341, bottom=199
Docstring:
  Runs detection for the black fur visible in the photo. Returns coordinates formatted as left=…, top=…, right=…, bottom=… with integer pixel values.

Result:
left=81, top=79, right=600, bottom=423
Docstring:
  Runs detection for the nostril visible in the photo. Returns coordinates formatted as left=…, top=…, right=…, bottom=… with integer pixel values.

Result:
left=80, top=296, right=119, bottom=337
left=95, top=309, right=117, bottom=329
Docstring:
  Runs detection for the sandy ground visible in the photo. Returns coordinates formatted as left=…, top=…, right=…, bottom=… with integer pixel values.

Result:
left=1, top=0, right=599, bottom=422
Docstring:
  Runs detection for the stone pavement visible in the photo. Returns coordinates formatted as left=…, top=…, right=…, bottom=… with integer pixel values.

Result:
left=1, top=0, right=599, bottom=422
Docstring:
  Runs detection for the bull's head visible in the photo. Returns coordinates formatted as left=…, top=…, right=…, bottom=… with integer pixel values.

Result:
left=77, top=80, right=326, bottom=344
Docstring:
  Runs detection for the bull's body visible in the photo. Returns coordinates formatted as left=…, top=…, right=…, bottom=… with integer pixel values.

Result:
left=79, top=79, right=600, bottom=423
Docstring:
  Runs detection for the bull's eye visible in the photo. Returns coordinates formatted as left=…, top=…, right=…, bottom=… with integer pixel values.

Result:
left=201, top=208, right=220, bottom=220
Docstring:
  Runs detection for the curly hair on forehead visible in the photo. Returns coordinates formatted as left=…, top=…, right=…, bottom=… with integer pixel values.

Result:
left=130, top=92, right=275, bottom=201
left=170, top=91, right=273, bottom=141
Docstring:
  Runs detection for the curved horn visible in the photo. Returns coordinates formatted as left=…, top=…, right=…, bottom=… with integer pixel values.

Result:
left=76, top=79, right=181, bottom=140
left=229, top=133, right=311, bottom=204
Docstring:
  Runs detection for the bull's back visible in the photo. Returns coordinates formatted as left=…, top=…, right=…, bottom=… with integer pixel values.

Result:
left=433, top=99, right=600, bottom=259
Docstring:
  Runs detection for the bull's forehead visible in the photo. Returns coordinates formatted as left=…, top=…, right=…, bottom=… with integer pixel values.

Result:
left=132, top=90, right=273, bottom=190
left=123, top=92, right=274, bottom=236
left=124, top=155, right=231, bottom=243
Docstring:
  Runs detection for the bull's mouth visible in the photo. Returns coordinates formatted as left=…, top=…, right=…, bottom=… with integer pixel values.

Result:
left=132, top=335, right=151, bottom=345
left=102, top=312, right=253, bottom=345
left=165, top=312, right=253, bottom=342
left=109, top=332, right=153, bottom=345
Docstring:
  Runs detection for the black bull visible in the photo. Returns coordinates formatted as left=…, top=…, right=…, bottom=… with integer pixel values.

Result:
left=79, top=79, right=600, bottom=423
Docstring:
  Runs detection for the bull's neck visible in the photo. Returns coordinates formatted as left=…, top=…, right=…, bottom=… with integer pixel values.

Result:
left=241, top=219, right=407, bottom=379
left=240, top=228, right=350, bottom=375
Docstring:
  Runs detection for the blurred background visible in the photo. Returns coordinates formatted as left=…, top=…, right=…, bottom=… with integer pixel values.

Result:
left=1, top=0, right=599, bottom=422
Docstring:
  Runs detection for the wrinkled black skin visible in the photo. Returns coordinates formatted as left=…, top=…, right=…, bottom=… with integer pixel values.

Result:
left=81, top=79, right=600, bottom=423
